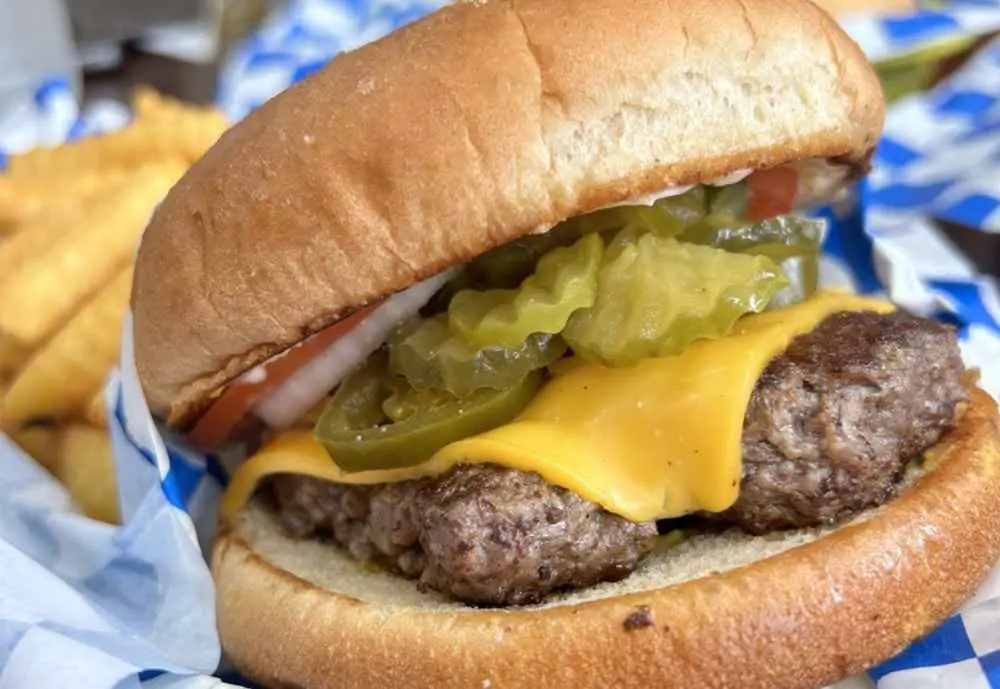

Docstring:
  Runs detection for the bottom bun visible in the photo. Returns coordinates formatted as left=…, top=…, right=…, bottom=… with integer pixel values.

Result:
left=213, top=388, right=1000, bottom=689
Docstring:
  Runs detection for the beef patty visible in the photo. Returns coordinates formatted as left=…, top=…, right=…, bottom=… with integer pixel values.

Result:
left=725, top=310, right=967, bottom=533
left=265, top=310, right=967, bottom=606
left=270, top=465, right=655, bottom=606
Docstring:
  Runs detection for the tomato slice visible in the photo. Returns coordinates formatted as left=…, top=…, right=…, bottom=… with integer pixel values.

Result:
left=188, top=304, right=380, bottom=450
left=746, top=167, right=799, bottom=220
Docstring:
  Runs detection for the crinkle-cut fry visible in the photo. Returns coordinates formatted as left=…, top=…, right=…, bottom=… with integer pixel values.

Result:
left=56, top=425, right=120, bottom=524
left=0, top=166, right=135, bottom=227
left=132, top=86, right=194, bottom=119
left=9, top=424, right=62, bottom=473
left=0, top=197, right=76, bottom=249
left=132, top=86, right=170, bottom=117
left=4, top=103, right=226, bottom=180
left=1, top=267, right=132, bottom=427
left=0, top=176, right=134, bottom=269
left=0, top=336, right=30, bottom=383
left=84, top=388, right=108, bottom=427
left=0, top=190, right=99, bottom=273
left=0, top=161, right=184, bottom=348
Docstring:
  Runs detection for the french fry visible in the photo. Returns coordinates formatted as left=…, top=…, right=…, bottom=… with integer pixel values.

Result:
left=1, top=268, right=132, bottom=427
left=0, top=162, right=184, bottom=349
left=0, top=336, right=29, bottom=383
left=84, top=389, right=108, bottom=427
left=0, top=202, right=74, bottom=262
left=4, top=100, right=226, bottom=180
left=55, top=425, right=119, bottom=524
left=9, top=424, right=62, bottom=473
left=0, top=88, right=215, bottom=529
left=132, top=86, right=170, bottom=117
left=0, top=172, right=140, bottom=269
left=0, top=193, right=95, bottom=273
left=132, top=86, right=192, bottom=119
left=0, top=167, right=134, bottom=228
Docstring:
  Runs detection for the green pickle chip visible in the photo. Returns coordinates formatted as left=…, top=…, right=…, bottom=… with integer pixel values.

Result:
left=562, top=231, right=789, bottom=365
left=465, top=187, right=720, bottom=289
left=388, top=315, right=566, bottom=398
left=448, top=233, right=604, bottom=348
left=678, top=214, right=823, bottom=259
left=679, top=214, right=823, bottom=308
left=465, top=222, right=582, bottom=289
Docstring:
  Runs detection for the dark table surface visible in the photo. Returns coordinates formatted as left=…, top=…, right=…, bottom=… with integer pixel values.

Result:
left=84, top=43, right=218, bottom=106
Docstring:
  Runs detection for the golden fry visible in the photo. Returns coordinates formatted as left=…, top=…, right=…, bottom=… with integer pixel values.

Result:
left=4, top=100, right=226, bottom=180
left=84, top=388, right=108, bottom=427
left=0, top=162, right=184, bottom=349
left=132, top=86, right=170, bottom=117
left=0, top=172, right=138, bottom=268
left=0, top=167, right=134, bottom=227
left=0, top=201, right=80, bottom=274
left=56, top=425, right=119, bottom=524
left=9, top=424, right=61, bottom=473
left=0, top=336, right=29, bottom=383
left=132, top=86, right=190, bottom=119
left=1, top=268, right=132, bottom=427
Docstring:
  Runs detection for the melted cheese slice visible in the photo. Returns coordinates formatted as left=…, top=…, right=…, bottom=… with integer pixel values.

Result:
left=221, top=291, right=894, bottom=522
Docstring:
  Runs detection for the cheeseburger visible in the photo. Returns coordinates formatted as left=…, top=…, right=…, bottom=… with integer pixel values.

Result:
left=131, top=0, right=1000, bottom=687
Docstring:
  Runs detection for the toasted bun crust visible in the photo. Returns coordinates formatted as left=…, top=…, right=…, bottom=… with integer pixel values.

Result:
left=213, top=389, right=1000, bottom=689
left=132, top=0, right=884, bottom=425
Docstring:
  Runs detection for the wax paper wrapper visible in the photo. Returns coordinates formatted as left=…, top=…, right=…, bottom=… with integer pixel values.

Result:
left=4, top=1, right=1000, bottom=688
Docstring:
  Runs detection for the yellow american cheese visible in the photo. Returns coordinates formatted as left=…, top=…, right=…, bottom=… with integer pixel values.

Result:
left=221, top=291, right=894, bottom=522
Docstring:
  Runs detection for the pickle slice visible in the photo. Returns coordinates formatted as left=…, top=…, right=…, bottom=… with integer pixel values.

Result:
left=465, top=186, right=717, bottom=289
left=563, top=232, right=789, bottom=364
left=679, top=214, right=823, bottom=307
left=449, top=233, right=603, bottom=348
left=388, top=315, right=566, bottom=397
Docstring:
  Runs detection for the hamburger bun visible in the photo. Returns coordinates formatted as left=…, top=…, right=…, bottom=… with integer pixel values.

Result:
left=131, top=0, right=884, bottom=427
left=213, top=388, right=1000, bottom=689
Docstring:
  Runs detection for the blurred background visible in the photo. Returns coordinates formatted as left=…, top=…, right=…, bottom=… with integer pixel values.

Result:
left=1, top=0, right=275, bottom=110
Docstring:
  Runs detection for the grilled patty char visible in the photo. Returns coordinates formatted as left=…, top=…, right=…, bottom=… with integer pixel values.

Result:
left=266, top=310, right=967, bottom=605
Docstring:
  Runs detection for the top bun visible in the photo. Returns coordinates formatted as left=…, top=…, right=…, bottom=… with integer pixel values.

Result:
left=132, top=0, right=884, bottom=426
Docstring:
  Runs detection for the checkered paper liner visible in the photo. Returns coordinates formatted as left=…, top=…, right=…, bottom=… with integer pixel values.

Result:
left=841, top=0, right=1000, bottom=63
left=4, top=2, right=1000, bottom=688
left=870, top=36, right=1000, bottom=233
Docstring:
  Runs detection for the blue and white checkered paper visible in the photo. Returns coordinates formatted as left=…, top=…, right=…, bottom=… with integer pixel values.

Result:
left=842, top=0, right=1000, bottom=63
left=5, top=1, right=1000, bottom=688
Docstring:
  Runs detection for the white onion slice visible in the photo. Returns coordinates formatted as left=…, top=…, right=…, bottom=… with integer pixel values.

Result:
left=600, top=185, right=693, bottom=210
left=254, top=268, right=458, bottom=430
left=705, top=169, right=752, bottom=187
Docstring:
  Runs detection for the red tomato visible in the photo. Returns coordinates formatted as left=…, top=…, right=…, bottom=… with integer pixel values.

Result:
left=746, top=167, right=799, bottom=220
left=187, top=304, right=380, bottom=450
